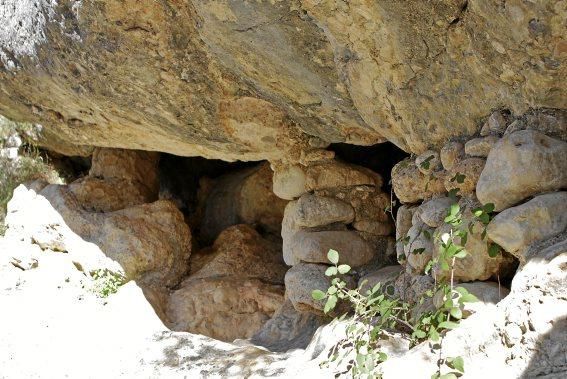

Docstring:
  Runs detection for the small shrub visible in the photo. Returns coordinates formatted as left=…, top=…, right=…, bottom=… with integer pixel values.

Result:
left=90, top=269, right=126, bottom=298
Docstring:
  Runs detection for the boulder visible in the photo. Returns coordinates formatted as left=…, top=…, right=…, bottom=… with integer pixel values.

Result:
left=487, top=192, right=567, bottom=262
left=285, top=230, right=374, bottom=267
left=415, top=150, right=440, bottom=175
left=477, top=130, right=567, bottom=211
left=415, top=196, right=454, bottom=228
left=5, top=182, right=191, bottom=287
left=392, top=158, right=446, bottom=204
left=440, top=141, right=465, bottom=170
left=250, top=299, right=325, bottom=352
left=458, top=281, right=510, bottom=314
left=90, top=148, right=160, bottom=195
left=404, top=222, right=435, bottom=274
left=285, top=263, right=354, bottom=314
left=305, top=161, right=382, bottom=191
left=69, top=177, right=156, bottom=213
left=444, top=157, right=485, bottom=195
left=272, top=164, right=308, bottom=201
left=189, top=224, right=287, bottom=284
left=464, top=136, right=500, bottom=157
left=198, top=162, right=288, bottom=244
left=433, top=217, right=514, bottom=283
left=358, top=265, right=403, bottom=294
left=294, top=194, right=354, bottom=228
left=167, top=277, right=285, bottom=342
left=395, top=205, right=416, bottom=263
left=480, top=110, right=509, bottom=136
left=352, top=220, right=392, bottom=236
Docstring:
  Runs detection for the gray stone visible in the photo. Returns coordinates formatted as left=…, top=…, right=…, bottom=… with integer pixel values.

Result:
left=480, top=111, right=508, bottom=136
left=477, top=130, right=567, bottom=211
left=464, top=136, right=500, bottom=157
left=285, top=230, right=374, bottom=267
left=295, top=194, right=354, bottom=228
left=440, top=141, right=465, bottom=170
left=392, top=158, right=446, bottom=204
left=404, top=222, right=435, bottom=274
left=416, top=196, right=454, bottom=228
left=284, top=263, right=354, bottom=314
left=273, top=164, right=307, bottom=200
left=487, top=192, right=567, bottom=261
left=395, top=205, right=416, bottom=263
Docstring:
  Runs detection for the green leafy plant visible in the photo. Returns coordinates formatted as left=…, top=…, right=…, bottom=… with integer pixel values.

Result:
left=91, top=269, right=125, bottom=298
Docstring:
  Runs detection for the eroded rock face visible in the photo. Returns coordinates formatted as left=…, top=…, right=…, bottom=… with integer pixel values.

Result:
left=167, top=224, right=287, bottom=342
left=197, top=162, right=287, bottom=244
left=1, top=1, right=564, bottom=159
left=488, top=192, right=567, bottom=263
left=477, top=130, right=567, bottom=211
left=167, top=277, right=284, bottom=342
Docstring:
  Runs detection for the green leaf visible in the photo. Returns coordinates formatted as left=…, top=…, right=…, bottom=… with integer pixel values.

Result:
left=311, top=289, right=326, bottom=300
left=450, top=307, right=463, bottom=320
left=327, top=286, right=337, bottom=295
left=439, top=373, right=458, bottom=379
left=447, top=356, right=465, bottom=373
left=413, top=329, right=427, bottom=339
left=337, top=264, right=351, bottom=274
left=454, top=249, right=467, bottom=259
left=325, top=266, right=338, bottom=276
left=488, top=243, right=501, bottom=258
left=324, top=295, right=338, bottom=314
left=478, top=213, right=490, bottom=225
left=455, top=173, right=466, bottom=184
left=473, top=207, right=483, bottom=217
left=483, top=203, right=495, bottom=213
left=438, top=321, right=460, bottom=330
left=460, top=293, right=479, bottom=303
left=448, top=188, right=460, bottom=200
left=327, top=249, right=339, bottom=264
left=429, top=327, right=440, bottom=342
left=412, top=247, right=426, bottom=255
left=449, top=204, right=460, bottom=216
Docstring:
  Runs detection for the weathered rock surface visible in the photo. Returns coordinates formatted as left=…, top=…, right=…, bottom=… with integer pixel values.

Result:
left=285, top=230, right=374, bottom=267
left=188, top=224, right=287, bottom=284
left=250, top=299, right=325, bottom=352
left=488, top=192, right=567, bottom=262
left=404, top=222, right=435, bottom=274
left=415, top=196, right=454, bottom=228
left=395, top=205, right=416, bottom=263
left=197, top=162, right=287, bottom=244
left=2, top=1, right=564, bottom=158
left=464, top=136, right=500, bottom=157
left=477, top=130, right=567, bottom=210
left=285, top=263, right=354, bottom=314
left=294, top=194, right=354, bottom=228
left=444, top=157, right=485, bottom=195
left=6, top=183, right=191, bottom=287
left=392, top=158, right=446, bottom=204
left=167, top=277, right=284, bottom=342
left=359, top=265, right=403, bottom=293
left=433, top=216, right=514, bottom=282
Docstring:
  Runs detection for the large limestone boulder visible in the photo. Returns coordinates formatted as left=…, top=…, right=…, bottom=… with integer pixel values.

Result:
left=167, top=224, right=287, bottom=342
left=68, top=148, right=160, bottom=212
left=167, top=277, right=285, bottom=342
left=188, top=224, right=287, bottom=284
left=477, top=130, right=567, bottom=211
left=487, top=192, right=567, bottom=263
left=5, top=182, right=191, bottom=288
left=197, top=162, right=288, bottom=244
left=1, top=1, right=564, bottom=158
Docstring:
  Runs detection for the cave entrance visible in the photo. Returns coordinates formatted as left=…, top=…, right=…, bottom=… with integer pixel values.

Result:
left=329, top=141, right=410, bottom=215
left=157, top=142, right=410, bottom=349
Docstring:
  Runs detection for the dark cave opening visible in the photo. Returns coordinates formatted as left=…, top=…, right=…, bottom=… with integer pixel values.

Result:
left=329, top=141, right=410, bottom=215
